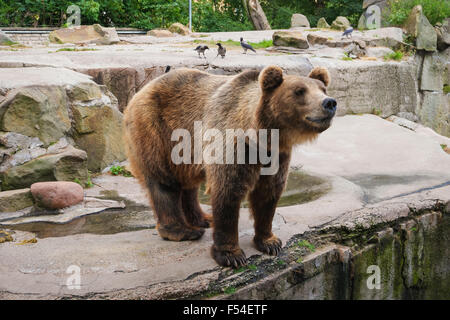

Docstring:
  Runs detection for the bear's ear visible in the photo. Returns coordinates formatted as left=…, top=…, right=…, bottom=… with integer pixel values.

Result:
left=308, top=67, right=330, bottom=87
left=260, top=66, right=284, bottom=91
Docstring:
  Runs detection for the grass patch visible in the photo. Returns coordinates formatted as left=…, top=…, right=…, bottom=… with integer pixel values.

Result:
left=384, top=50, right=404, bottom=61
left=342, top=52, right=353, bottom=61
left=53, top=48, right=98, bottom=53
left=444, top=85, right=450, bottom=95
left=109, top=165, right=133, bottom=177
left=297, top=240, right=316, bottom=252
left=223, top=286, right=236, bottom=294
left=372, top=108, right=382, bottom=116
left=441, top=144, right=448, bottom=150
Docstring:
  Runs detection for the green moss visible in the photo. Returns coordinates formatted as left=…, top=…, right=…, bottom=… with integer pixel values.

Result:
left=224, top=286, right=236, bottom=294
left=444, top=85, right=450, bottom=95
left=297, top=240, right=316, bottom=252
left=383, top=50, right=404, bottom=61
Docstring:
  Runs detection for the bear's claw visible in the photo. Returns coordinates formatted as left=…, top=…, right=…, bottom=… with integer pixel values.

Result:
left=254, top=236, right=282, bottom=256
left=211, top=246, right=247, bottom=268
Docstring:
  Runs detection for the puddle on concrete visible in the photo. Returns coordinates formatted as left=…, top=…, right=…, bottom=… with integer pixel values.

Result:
left=346, top=174, right=450, bottom=203
left=2, top=206, right=155, bottom=239
left=2, top=171, right=330, bottom=239
left=199, top=170, right=331, bottom=207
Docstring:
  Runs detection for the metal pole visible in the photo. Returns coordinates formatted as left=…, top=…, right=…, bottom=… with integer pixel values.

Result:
left=189, top=0, right=192, bottom=32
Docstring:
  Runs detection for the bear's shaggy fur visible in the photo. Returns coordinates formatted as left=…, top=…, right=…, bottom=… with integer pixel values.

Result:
left=124, top=65, right=336, bottom=267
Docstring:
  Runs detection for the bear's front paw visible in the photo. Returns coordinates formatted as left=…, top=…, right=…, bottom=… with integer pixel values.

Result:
left=254, top=235, right=282, bottom=256
left=191, top=213, right=213, bottom=229
left=211, top=245, right=247, bottom=268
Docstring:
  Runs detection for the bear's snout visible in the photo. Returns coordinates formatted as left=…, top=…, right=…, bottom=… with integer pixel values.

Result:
left=322, top=97, right=337, bottom=117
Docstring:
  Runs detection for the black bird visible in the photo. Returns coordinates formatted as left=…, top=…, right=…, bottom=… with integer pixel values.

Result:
left=216, top=43, right=226, bottom=59
left=164, top=66, right=171, bottom=73
left=194, top=45, right=209, bottom=58
left=342, top=27, right=354, bottom=39
left=240, top=37, right=256, bottom=54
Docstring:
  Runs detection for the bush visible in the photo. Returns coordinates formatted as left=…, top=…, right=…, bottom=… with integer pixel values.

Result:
left=387, top=0, right=450, bottom=26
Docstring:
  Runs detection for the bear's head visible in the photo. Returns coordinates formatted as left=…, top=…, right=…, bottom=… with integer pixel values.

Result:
left=258, top=65, right=337, bottom=135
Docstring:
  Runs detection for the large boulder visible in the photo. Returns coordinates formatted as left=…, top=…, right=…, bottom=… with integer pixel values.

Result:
left=331, top=16, right=351, bottom=31
left=31, top=181, right=84, bottom=210
left=49, top=24, right=120, bottom=45
left=435, top=18, right=450, bottom=51
left=168, top=23, right=190, bottom=35
left=147, top=29, right=174, bottom=37
left=71, top=96, right=127, bottom=171
left=0, top=67, right=127, bottom=187
left=317, top=18, right=330, bottom=29
left=273, top=31, right=309, bottom=49
left=307, top=34, right=328, bottom=46
left=291, top=14, right=310, bottom=28
left=0, top=146, right=88, bottom=191
left=405, top=5, right=437, bottom=52
left=0, top=188, right=33, bottom=212
left=0, top=86, right=71, bottom=146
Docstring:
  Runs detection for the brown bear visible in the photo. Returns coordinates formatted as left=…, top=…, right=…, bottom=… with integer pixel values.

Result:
left=123, top=65, right=336, bottom=268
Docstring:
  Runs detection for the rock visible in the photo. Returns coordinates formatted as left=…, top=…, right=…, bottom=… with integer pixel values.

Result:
left=0, top=146, right=88, bottom=190
left=0, top=86, right=71, bottom=146
left=0, top=30, right=13, bottom=45
left=291, top=14, right=310, bottom=28
left=344, top=41, right=368, bottom=58
left=147, top=29, right=174, bottom=37
left=0, top=67, right=127, bottom=175
left=273, top=31, right=309, bottom=49
left=31, top=181, right=84, bottom=210
left=168, top=23, right=190, bottom=36
left=0, top=188, right=34, bottom=212
left=49, top=25, right=120, bottom=45
left=435, top=18, right=450, bottom=51
left=317, top=18, right=330, bottom=29
left=366, top=46, right=395, bottom=59
left=417, top=92, right=450, bottom=137
left=421, top=52, right=445, bottom=92
left=331, top=16, right=351, bottom=31
left=72, top=98, right=127, bottom=171
left=405, top=5, right=437, bottom=52
left=307, top=34, right=328, bottom=46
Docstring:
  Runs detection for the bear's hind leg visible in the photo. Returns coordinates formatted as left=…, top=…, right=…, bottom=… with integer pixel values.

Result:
left=249, top=152, right=291, bottom=255
left=181, top=188, right=213, bottom=228
left=147, top=180, right=205, bottom=241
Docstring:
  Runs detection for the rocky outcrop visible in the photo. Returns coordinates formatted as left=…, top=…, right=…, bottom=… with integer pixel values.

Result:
left=405, top=5, right=437, bottom=52
left=273, top=31, right=309, bottom=49
left=317, top=18, right=330, bottom=29
left=331, top=16, right=351, bottom=31
left=31, top=181, right=84, bottom=210
left=49, top=25, right=120, bottom=45
left=0, top=146, right=88, bottom=191
left=435, top=18, right=450, bottom=51
left=291, top=14, right=310, bottom=28
left=147, top=29, right=174, bottom=37
left=0, top=188, right=33, bottom=212
left=0, top=67, right=126, bottom=190
left=168, top=23, right=190, bottom=35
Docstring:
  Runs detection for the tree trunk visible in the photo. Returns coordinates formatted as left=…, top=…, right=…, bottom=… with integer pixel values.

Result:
left=242, top=0, right=271, bottom=30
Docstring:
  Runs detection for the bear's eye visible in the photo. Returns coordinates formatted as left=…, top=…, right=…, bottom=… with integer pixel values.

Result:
left=295, top=88, right=306, bottom=96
